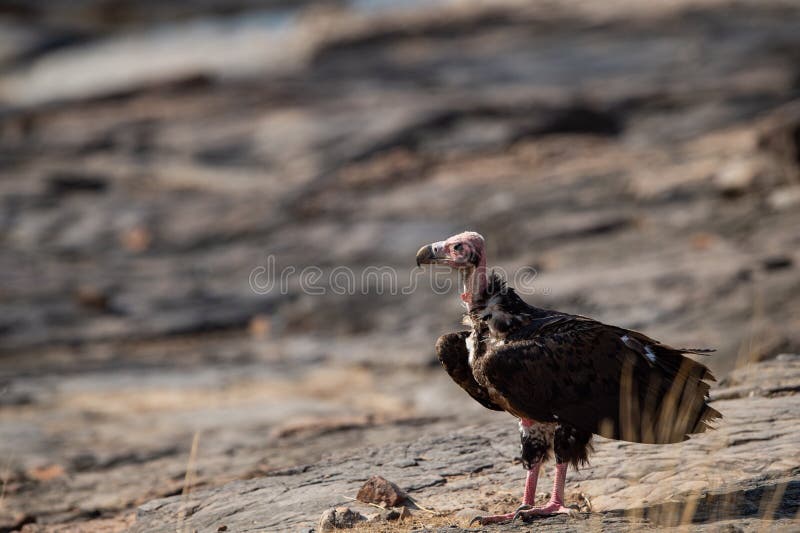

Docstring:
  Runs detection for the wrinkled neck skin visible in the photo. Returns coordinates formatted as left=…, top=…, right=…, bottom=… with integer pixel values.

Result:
left=460, top=254, right=487, bottom=311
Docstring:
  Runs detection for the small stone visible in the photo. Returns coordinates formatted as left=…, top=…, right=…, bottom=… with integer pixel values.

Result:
left=390, top=458, right=418, bottom=468
left=762, top=255, right=793, bottom=271
left=120, top=226, right=152, bottom=252
left=690, top=232, right=716, bottom=251
left=217, top=526, right=228, bottom=532
left=767, top=185, right=800, bottom=211
left=455, top=508, right=484, bottom=524
left=248, top=314, right=272, bottom=339
left=46, top=172, right=107, bottom=195
left=27, top=464, right=65, bottom=482
left=368, top=507, right=407, bottom=522
left=74, top=285, right=111, bottom=311
left=318, top=507, right=367, bottom=531
left=385, top=509, right=401, bottom=521
left=713, top=159, right=759, bottom=197
left=389, top=506, right=412, bottom=521
left=356, top=475, right=408, bottom=507
left=70, top=452, right=98, bottom=472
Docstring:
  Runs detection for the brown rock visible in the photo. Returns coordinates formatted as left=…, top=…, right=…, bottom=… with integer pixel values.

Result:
left=757, top=100, right=800, bottom=181
left=690, top=232, right=716, bottom=251
left=74, top=285, right=111, bottom=311
left=248, top=314, right=272, bottom=339
left=356, top=475, right=408, bottom=507
left=27, top=464, right=65, bottom=482
left=120, top=226, right=152, bottom=253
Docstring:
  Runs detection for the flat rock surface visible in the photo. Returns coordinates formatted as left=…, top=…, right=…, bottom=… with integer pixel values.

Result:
left=2, top=1, right=800, bottom=532
left=132, top=355, right=800, bottom=532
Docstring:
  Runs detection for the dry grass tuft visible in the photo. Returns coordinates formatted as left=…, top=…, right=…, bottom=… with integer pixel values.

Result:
left=350, top=511, right=461, bottom=532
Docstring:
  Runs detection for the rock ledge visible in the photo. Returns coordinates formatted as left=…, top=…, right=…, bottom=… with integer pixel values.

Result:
left=132, top=355, right=800, bottom=532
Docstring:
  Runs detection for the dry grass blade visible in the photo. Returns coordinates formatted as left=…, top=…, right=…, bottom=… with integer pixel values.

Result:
left=406, top=495, right=438, bottom=514
left=735, top=284, right=765, bottom=369
left=677, top=490, right=701, bottom=529
left=341, top=493, right=438, bottom=514
left=341, top=494, right=390, bottom=512
left=0, top=455, right=12, bottom=506
left=619, top=357, right=639, bottom=443
left=177, top=431, right=201, bottom=533
left=757, top=481, right=788, bottom=532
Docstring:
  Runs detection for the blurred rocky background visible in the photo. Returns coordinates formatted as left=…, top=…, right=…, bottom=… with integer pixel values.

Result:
left=1, top=0, right=799, bottom=531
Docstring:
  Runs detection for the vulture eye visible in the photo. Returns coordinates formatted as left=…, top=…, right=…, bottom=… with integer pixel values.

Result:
left=453, top=243, right=464, bottom=252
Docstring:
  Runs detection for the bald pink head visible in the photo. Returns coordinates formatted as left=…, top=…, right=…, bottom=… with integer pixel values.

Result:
left=415, top=231, right=487, bottom=308
left=415, top=231, right=485, bottom=269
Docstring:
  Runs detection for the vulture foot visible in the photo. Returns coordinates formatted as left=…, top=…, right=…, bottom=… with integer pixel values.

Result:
left=468, top=512, right=517, bottom=526
left=467, top=502, right=575, bottom=526
left=513, top=500, right=575, bottom=520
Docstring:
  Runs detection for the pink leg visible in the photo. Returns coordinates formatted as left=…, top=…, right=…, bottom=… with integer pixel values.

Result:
left=470, top=464, right=540, bottom=525
left=521, top=465, right=539, bottom=506
left=515, top=462, right=573, bottom=518
left=469, top=419, right=574, bottom=526
left=470, top=463, right=574, bottom=526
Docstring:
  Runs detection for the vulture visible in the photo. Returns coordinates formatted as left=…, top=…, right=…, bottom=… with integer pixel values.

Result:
left=415, top=231, right=720, bottom=524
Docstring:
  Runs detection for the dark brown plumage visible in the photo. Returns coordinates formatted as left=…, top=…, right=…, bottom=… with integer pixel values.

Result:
left=466, top=274, right=720, bottom=444
left=417, top=231, right=721, bottom=524
left=435, top=331, right=503, bottom=412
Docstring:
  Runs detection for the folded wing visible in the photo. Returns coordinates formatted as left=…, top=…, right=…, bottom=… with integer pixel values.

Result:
left=436, top=331, right=504, bottom=412
left=480, top=315, right=721, bottom=443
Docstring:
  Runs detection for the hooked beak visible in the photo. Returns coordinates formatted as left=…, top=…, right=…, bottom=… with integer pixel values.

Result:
left=416, top=242, right=444, bottom=267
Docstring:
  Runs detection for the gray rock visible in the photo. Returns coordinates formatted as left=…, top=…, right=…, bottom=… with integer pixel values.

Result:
left=319, top=507, right=367, bottom=531
left=129, top=357, right=800, bottom=532
left=768, top=186, right=800, bottom=211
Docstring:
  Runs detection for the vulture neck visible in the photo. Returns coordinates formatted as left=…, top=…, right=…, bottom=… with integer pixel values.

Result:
left=461, top=254, right=487, bottom=311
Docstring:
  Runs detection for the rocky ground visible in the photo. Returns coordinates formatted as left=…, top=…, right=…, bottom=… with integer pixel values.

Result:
left=1, top=0, right=800, bottom=531
left=132, top=355, right=800, bottom=532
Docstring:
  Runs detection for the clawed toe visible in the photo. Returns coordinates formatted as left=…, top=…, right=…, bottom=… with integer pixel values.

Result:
left=466, top=503, right=576, bottom=526
left=513, top=502, right=575, bottom=521
left=511, top=504, right=533, bottom=521
left=468, top=512, right=516, bottom=526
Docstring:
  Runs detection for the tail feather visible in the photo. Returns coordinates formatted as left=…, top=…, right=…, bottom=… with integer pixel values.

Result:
left=619, top=330, right=721, bottom=443
left=649, top=346, right=720, bottom=441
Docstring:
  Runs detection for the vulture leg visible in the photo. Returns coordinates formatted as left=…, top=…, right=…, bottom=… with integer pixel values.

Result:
left=515, top=423, right=591, bottom=519
left=469, top=419, right=551, bottom=525
left=513, top=463, right=573, bottom=518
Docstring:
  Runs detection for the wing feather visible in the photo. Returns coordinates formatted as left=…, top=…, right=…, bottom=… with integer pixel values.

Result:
left=478, top=315, right=720, bottom=443
left=436, top=331, right=503, bottom=412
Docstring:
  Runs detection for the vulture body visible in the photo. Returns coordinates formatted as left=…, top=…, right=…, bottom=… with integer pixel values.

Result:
left=416, top=231, right=720, bottom=524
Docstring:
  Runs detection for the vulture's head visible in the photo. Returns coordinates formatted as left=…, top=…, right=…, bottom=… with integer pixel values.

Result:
left=416, top=231, right=485, bottom=270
